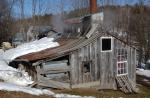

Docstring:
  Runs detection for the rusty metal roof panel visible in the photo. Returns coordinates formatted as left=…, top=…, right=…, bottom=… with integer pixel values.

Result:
left=17, top=38, right=85, bottom=61
left=17, top=31, right=104, bottom=62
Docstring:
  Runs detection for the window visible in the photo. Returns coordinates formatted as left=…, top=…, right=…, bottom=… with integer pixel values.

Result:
left=117, top=61, right=128, bottom=75
left=117, top=48, right=128, bottom=76
left=101, top=37, right=113, bottom=52
left=82, top=61, right=91, bottom=73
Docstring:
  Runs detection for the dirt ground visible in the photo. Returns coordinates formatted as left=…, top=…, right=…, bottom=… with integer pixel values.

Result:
left=0, top=84, right=150, bottom=98
left=0, top=91, right=53, bottom=98
left=54, top=84, right=150, bottom=98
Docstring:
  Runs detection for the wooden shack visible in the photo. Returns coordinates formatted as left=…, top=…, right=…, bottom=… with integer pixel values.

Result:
left=12, top=13, right=137, bottom=93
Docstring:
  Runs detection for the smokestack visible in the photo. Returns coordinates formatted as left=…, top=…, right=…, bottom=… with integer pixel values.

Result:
left=90, top=0, right=97, bottom=14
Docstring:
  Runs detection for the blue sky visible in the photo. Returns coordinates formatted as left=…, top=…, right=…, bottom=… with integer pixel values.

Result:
left=13, top=0, right=73, bottom=18
left=12, top=0, right=145, bottom=18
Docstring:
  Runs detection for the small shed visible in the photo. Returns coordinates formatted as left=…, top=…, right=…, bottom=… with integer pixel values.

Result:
left=14, top=13, right=137, bottom=93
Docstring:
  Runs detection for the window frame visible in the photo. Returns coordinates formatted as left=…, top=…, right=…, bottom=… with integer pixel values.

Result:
left=116, top=48, right=128, bottom=76
left=101, top=37, right=113, bottom=52
left=117, top=61, right=128, bottom=76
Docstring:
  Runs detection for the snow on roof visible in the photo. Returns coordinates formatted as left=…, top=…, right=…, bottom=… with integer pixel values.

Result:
left=3, top=37, right=59, bottom=62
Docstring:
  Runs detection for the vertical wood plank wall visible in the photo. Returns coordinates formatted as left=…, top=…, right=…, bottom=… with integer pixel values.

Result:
left=115, top=39, right=136, bottom=83
left=70, top=35, right=136, bottom=89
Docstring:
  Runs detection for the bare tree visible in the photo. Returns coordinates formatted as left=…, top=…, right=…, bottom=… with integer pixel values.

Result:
left=128, top=0, right=150, bottom=63
left=70, top=0, right=90, bottom=17
left=32, top=0, right=37, bottom=25
left=0, top=0, right=15, bottom=43
left=19, top=0, right=24, bottom=19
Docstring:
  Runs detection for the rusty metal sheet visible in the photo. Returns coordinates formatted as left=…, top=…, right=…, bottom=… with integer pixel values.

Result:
left=17, top=38, right=84, bottom=61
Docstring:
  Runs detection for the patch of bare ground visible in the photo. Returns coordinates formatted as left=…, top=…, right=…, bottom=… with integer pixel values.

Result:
left=53, top=85, right=150, bottom=98
left=0, top=91, right=53, bottom=98
left=0, top=84, right=150, bottom=98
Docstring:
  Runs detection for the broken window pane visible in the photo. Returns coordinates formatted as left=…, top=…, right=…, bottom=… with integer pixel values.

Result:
left=101, top=38, right=112, bottom=51
left=82, top=61, right=91, bottom=73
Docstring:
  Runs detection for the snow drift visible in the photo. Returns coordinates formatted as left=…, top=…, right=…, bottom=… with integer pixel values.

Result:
left=0, top=37, right=59, bottom=86
left=136, top=68, right=150, bottom=78
left=0, top=58, right=33, bottom=86
left=0, top=82, right=54, bottom=96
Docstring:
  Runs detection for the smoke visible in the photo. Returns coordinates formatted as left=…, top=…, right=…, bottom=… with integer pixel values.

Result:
left=0, top=0, right=8, bottom=17
left=51, top=14, right=66, bottom=33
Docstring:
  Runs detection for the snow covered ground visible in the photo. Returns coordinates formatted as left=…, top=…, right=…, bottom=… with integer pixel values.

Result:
left=136, top=68, right=150, bottom=78
left=0, top=59, right=33, bottom=86
left=54, top=94, right=95, bottom=98
left=0, top=37, right=59, bottom=86
left=0, top=82, right=54, bottom=96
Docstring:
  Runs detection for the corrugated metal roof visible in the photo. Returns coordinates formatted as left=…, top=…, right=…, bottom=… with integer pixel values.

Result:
left=17, top=38, right=85, bottom=61
left=17, top=30, right=104, bottom=62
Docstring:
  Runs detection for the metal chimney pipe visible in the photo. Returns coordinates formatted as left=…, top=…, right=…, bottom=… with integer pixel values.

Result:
left=90, top=0, right=97, bottom=14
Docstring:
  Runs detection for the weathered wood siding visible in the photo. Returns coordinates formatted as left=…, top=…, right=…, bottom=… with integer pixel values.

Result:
left=70, top=38, right=100, bottom=84
left=115, top=39, right=136, bottom=83
left=70, top=34, right=136, bottom=89
left=99, top=36, right=116, bottom=89
left=127, top=46, right=136, bottom=83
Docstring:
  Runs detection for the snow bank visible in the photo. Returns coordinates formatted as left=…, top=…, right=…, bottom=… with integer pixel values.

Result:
left=0, top=82, right=54, bottom=96
left=0, top=37, right=59, bottom=86
left=3, top=37, right=59, bottom=62
left=0, top=60, right=33, bottom=86
left=0, top=50, right=33, bottom=86
left=0, top=70, right=33, bottom=86
left=54, top=94, right=95, bottom=98
left=0, top=38, right=59, bottom=86
left=0, top=60, right=17, bottom=71
left=136, top=68, right=150, bottom=78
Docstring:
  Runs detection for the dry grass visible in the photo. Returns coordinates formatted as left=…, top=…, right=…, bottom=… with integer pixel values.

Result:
left=0, top=85, right=150, bottom=98
left=54, top=85, right=150, bottom=98
left=0, top=91, right=53, bottom=98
